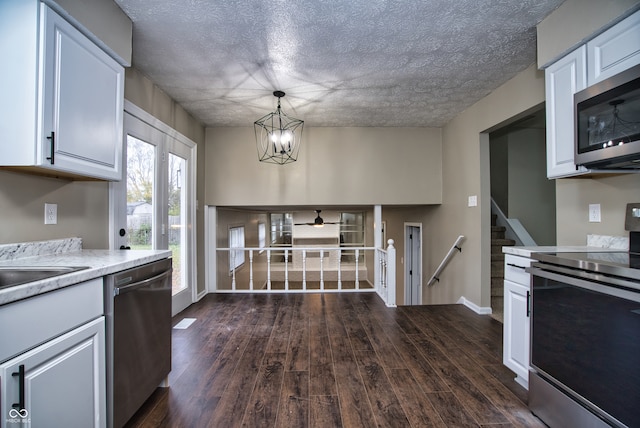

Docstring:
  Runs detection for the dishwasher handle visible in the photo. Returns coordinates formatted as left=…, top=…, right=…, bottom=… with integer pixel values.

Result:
left=114, top=269, right=172, bottom=296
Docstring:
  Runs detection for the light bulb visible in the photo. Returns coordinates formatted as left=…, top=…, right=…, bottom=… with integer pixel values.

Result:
left=282, top=130, right=292, bottom=143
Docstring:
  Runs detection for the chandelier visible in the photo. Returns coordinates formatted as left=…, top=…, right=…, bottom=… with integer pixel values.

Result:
left=254, top=91, right=304, bottom=165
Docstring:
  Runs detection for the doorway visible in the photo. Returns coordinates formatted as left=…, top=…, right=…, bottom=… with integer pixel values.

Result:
left=110, top=103, right=196, bottom=315
left=404, top=223, right=422, bottom=305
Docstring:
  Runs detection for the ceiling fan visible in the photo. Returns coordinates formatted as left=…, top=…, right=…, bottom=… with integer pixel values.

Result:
left=294, top=210, right=341, bottom=227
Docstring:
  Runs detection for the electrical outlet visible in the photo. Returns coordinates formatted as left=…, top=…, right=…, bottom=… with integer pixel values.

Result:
left=44, top=203, right=57, bottom=225
left=589, top=204, right=601, bottom=223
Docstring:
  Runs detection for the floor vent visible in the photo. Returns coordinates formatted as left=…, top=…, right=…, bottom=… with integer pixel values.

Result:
left=173, top=318, right=196, bottom=330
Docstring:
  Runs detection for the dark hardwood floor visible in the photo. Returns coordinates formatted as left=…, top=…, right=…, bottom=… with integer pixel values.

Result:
left=125, top=292, right=544, bottom=428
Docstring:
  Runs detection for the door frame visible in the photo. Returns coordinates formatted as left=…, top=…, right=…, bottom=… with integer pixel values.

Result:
left=109, top=101, right=197, bottom=315
left=404, top=222, right=422, bottom=305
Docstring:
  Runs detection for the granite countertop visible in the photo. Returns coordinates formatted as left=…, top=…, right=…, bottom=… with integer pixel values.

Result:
left=0, top=248, right=171, bottom=306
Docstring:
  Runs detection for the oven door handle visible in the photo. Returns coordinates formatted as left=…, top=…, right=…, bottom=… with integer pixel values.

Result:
left=114, top=269, right=172, bottom=296
left=527, top=266, right=640, bottom=303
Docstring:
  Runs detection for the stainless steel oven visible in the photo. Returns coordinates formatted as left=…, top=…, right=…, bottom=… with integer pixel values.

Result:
left=527, top=252, right=640, bottom=428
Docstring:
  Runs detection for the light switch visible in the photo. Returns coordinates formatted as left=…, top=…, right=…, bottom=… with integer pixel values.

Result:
left=468, top=195, right=477, bottom=207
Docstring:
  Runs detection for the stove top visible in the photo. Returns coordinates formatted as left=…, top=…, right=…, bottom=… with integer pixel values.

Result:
left=531, top=251, right=640, bottom=282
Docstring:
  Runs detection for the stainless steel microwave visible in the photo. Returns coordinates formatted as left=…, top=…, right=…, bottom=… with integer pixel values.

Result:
left=575, top=63, right=640, bottom=169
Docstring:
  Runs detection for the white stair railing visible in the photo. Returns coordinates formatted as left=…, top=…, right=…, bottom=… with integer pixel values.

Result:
left=214, top=243, right=396, bottom=307
left=427, top=235, right=465, bottom=286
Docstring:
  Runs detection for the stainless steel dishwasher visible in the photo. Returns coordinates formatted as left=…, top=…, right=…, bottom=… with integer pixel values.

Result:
left=104, top=258, right=172, bottom=428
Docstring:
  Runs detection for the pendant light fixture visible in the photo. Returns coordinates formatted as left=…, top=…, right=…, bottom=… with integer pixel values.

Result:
left=254, top=91, right=304, bottom=165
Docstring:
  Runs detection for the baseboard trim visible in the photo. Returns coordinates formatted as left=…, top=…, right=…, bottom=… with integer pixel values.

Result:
left=457, top=296, right=492, bottom=315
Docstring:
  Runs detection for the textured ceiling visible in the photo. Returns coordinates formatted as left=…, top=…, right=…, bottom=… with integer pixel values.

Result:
left=114, top=0, right=564, bottom=127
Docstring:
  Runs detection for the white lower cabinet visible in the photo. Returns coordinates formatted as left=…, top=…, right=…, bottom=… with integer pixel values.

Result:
left=0, top=317, right=106, bottom=428
left=503, top=254, right=532, bottom=389
left=0, top=278, right=106, bottom=428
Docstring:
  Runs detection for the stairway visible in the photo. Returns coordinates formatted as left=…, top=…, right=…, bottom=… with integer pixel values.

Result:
left=491, top=214, right=515, bottom=323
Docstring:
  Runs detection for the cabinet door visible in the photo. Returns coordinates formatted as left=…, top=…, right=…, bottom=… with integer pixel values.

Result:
left=503, top=279, right=530, bottom=388
left=545, top=46, right=590, bottom=179
left=587, top=11, right=640, bottom=85
left=41, top=5, right=124, bottom=180
left=0, top=317, right=106, bottom=428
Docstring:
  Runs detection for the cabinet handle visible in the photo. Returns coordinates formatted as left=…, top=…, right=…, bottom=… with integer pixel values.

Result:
left=507, top=263, right=526, bottom=270
left=526, top=291, right=531, bottom=317
left=11, top=364, right=25, bottom=411
left=46, top=131, right=55, bottom=164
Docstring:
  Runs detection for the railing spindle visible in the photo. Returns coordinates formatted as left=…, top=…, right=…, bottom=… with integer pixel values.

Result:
left=285, top=248, right=289, bottom=290
left=320, top=250, right=324, bottom=290
left=355, top=248, right=360, bottom=289
left=337, top=251, right=342, bottom=290
left=249, top=249, right=254, bottom=290
left=267, top=248, right=272, bottom=290
left=302, top=249, right=307, bottom=290
left=231, top=250, right=236, bottom=290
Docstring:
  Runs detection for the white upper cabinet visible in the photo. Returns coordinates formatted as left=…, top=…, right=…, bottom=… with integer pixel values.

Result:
left=587, top=11, right=640, bottom=85
left=544, top=9, right=640, bottom=179
left=545, top=46, right=589, bottom=179
left=0, top=1, right=124, bottom=181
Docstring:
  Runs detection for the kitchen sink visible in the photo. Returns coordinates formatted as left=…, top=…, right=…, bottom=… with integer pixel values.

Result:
left=0, top=266, right=90, bottom=290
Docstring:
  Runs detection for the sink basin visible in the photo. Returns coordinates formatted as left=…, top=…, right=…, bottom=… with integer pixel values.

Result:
left=0, top=266, right=90, bottom=290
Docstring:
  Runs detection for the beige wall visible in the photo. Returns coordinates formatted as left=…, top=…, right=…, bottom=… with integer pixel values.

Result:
left=51, top=0, right=132, bottom=65
left=125, top=69, right=205, bottom=145
left=0, top=170, right=110, bottom=248
left=556, top=175, right=640, bottom=244
left=381, top=206, right=439, bottom=306
left=537, top=0, right=640, bottom=67
left=205, top=127, right=442, bottom=206
left=428, top=64, right=546, bottom=308
left=507, top=128, right=556, bottom=246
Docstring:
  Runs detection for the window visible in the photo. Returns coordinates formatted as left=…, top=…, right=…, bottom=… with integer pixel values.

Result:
left=229, top=226, right=245, bottom=271
left=269, top=213, right=292, bottom=245
left=258, top=222, right=266, bottom=253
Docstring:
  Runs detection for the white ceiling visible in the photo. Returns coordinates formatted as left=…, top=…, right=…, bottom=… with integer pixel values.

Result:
left=114, top=0, right=564, bottom=128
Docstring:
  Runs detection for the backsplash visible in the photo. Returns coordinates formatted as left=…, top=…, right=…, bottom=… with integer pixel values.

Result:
left=0, top=237, right=82, bottom=261
left=586, top=234, right=628, bottom=250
